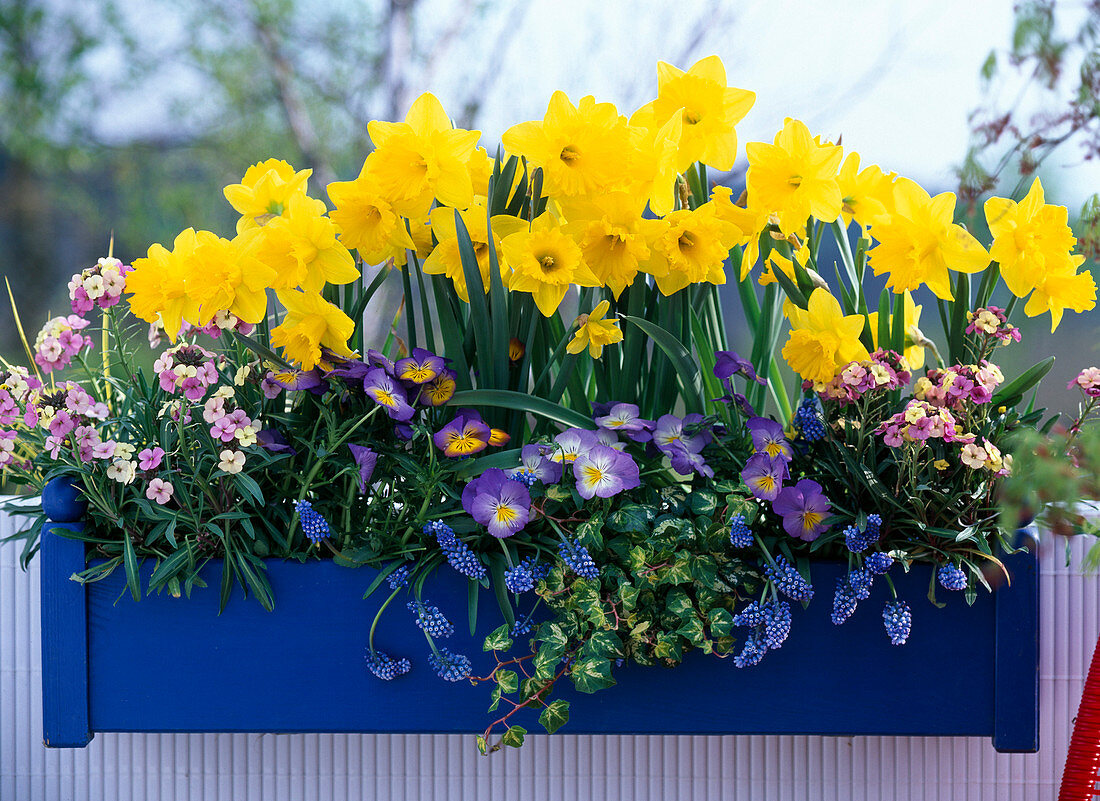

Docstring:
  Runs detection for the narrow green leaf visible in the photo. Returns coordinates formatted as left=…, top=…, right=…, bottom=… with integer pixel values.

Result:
left=891, top=290, right=906, bottom=355
left=993, top=357, right=1056, bottom=406
left=771, top=262, right=808, bottom=309
left=485, top=207, right=511, bottom=390
left=122, top=533, right=140, bottom=602
left=877, top=288, right=891, bottom=351
left=622, top=315, right=704, bottom=414
left=454, top=211, right=494, bottom=386
left=468, top=577, right=479, bottom=635
left=430, top=275, right=472, bottom=390
left=148, top=548, right=192, bottom=590
left=451, top=389, right=595, bottom=430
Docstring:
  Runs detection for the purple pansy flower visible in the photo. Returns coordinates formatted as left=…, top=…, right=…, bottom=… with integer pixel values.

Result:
left=363, top=367, right=414, bottom=421
left=573, top=444, right=641, bottom=499
left=462, top=468, right=531, bottom=538
left=652, top=413, right=712, bottom=456
left=590, top=401, right=615, bottom=417
left=256, top=427, right=297, bottom=455
left=327, top=358, right=371, bottom=384
left=433, top=413, right=492, bottom=457
left=714, top=350, right=766, bottom=385
left=366, top=349, right=396, bottom=375
left=669, top=446, right=714, bottom=478
left=596, top=428, right=627, bottom=450
left=348, top=444, right=378, bottom=494
left=268, top=368, right=327, bottom=395
left=509, top=443, right=562, bottom=485
left=395, top=347, right=446, bottom=385
left=746, top=417, right=793, bottom=462
left=594, top=402, right=655, bottom=443
left=740, top=453, right=789, bottom=501
left=772, top=479, right=832, bottom=541
left=549, top=428, right=600, bottom=463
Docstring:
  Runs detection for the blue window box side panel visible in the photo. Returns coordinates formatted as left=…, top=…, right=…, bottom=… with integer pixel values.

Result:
left=39, top=484, right=1039, bottom=751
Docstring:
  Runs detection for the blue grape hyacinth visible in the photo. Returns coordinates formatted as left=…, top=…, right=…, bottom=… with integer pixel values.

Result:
left=866, top=552, right=894, bottom=574
left=764, top=555, right=814, bottom=602
left=294, top=499, right=330, bottom=542
left=831, top=578, right=858, bottom=625
left=558, top=539, right=599, bottom=579
left=505, top=556, right=549, bottom=594
left=733, top=600, right=766, bottom=628
left=848, top=567, right=874, bottom=600
left=733, top=628, right=769, bottom=668
left=729, top=514, right=753, bottom=548
left=937, top=563, right=967, bottom=591
left=429, top=648, right=472, bottom=682
left=883, top=600, right=912, bottom=645
left=386, top=562, right=411, bottom=589
left=425, top=520, right=487, bottom=580
left=763, top=600, right=792, bottom=649
left=408, top=600, right=454, bottom=639
left=793, top=397, right=826, bottom=442
left=365, top=649, right=411, bottom=680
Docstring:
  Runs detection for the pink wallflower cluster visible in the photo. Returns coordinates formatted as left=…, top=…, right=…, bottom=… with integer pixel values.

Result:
left=0, top=368, right=43, bottom=466
left=203, top=390, right=258, bottom=475
left=68, top=257, right=132, bottom=315
left=960, top=438, right=1011, bottom=476
left=33, top=315, right=92, bottom=373
left=154, top=343, right=221, bottom=401
left=814, top=349, right=912, bottom=405
left=914, top=362, right=1004, bottom=409
left=1069, top=366, right=1100, bottom=398
left=0, top=428, right=17, bottom=468
left=965, top=306, right=1021, bottom=345
left=25, top=382, right=113, bottom=461
left=876, top=400, right=975, bottom=448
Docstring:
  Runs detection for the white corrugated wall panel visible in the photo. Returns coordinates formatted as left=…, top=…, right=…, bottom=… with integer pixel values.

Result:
left=1, top=503, right=1091, bottom=799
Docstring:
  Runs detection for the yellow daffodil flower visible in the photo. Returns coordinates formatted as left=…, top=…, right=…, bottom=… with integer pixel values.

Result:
left=127, top=228, right=202, bottom=341
left=327, top=168, right=415, bottom=265
left=781, top=288, right=869, bottom=383
left=562, top=193, right=662, bottom=299
left=223, top=159, right=313, bottom=233
left=867, top=290, right=926, bottom=370
left=365, top=92, right=481, bottom=218
left=985, top=177, right=1081, bottom=298
left=423, top=201, right=525, bottom=302
left=502, top=91, right=635, bottom=198
left=567, top=300, right=623, bottom=358
left=746, top=119, right=844, bottom=236
left=502, top=213, right=600, bottom=316
left=256, top=195, right=359, bottom=293
left=1023, top=255, right=1097, bottom=332
left=187, top=229, right=276, bottom=327
left=630, top=55, right=755, bottom=172
left=645, top=203, right=740, bottom=296
left=624, top=111, right=683, bottom=217
left=867, top=177, right=989, bottom=300
left=709, top=185, right=765, bottom=279
left=269, top=290, right=355, bottom=370
left=838, top=152, right=893, bottom=228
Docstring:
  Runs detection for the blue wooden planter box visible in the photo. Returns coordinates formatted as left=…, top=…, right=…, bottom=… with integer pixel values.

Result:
left=39, top=479, right=1039, bottom=751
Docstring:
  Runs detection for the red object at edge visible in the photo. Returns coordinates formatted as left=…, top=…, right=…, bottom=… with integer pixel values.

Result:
left=1061, top=634, right=1100, bottom=799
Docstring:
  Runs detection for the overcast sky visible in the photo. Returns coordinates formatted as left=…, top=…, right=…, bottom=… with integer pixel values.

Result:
left=90, top=0, right=1100, bottom=206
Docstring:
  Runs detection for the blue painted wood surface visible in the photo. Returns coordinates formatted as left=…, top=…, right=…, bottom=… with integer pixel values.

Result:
left=40, top=480, right=1040, bottom=751
left=40, top=477, right=91, bottom=747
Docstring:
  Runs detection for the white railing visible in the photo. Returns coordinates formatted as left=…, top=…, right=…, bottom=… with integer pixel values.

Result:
left=1, top=502, right=1091, bottom=800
